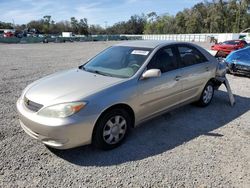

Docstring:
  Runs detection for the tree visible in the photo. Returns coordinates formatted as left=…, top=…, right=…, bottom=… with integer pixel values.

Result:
left=144, top=13, right=176, bottom=34
left=27, top=20, right=44, bottom=32
left=144, top=0, right=250, bottom=34
left=107, top=14, right=146, bottom=34
left=70, top=17, right=78, bottom=34
left=89, top=25, right=105, bottom=35
left=125, top=14, right=146, bottom=34
left=70, top=17, right=89, bottom=35
left=1, top=0, right=250, bottom=35
left=79, top=18, right=89, bottom=35
left=147, top=12, right=158, bottom=23
left=175, top=12, right=186, bottom=34
left=42, top=15, right=52, bottom=33
left=0, top=21, right=13, bottom=29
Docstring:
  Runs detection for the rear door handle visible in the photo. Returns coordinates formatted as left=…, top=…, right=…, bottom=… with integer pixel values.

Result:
left=205, top=67, right=209, bottom=71
left=175, top=75, right=181, bottom=81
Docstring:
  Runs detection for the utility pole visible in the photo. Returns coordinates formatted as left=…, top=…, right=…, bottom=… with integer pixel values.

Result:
left=104, top=21, right=108, bottom=41
left=12, top=19, right=15, bottom=30
left=237, top=0, right=241, bottom=33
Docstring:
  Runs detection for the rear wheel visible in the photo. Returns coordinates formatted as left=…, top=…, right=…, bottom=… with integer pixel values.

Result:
left=92, top=108, right=131, bottom=150
left=197, top=81, right=214, bottom=107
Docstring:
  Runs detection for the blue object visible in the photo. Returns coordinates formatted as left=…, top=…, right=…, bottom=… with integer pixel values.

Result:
left=226, top=47, right=250, bottom=76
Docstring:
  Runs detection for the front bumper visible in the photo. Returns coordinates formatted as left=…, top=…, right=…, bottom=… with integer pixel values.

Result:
left=228, top=64, right=250, bottom=77
left=16, top=98, right=96, bottom=149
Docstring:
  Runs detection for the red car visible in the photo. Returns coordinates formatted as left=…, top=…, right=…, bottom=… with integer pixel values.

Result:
left=3, top=31, right=14, bottom=38
left=211, top=40, right=247, bottom=57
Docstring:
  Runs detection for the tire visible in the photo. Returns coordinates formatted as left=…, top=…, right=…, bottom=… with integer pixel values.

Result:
left=43, top=39, right=48, bottom=43
left=228, top=69, right=235, bottom=75
left=196, top=81, right=214, bottom=107
left=92, top=108, right=131, bottom=150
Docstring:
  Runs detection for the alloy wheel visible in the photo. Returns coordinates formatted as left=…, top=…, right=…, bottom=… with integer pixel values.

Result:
left=103, top=115, right=127, bottom=145
left=203, top=85, right=214, bottom=104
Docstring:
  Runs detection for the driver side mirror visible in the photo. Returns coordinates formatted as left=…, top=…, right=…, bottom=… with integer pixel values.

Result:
left=141, top=69, right=161, bottom=79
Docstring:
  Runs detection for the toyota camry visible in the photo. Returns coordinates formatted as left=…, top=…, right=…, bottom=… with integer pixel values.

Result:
left=17, top=41, right=220, bottom=150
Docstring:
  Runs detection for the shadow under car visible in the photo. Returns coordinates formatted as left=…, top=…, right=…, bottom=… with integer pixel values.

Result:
left=48, top=90, right=250, bottom=166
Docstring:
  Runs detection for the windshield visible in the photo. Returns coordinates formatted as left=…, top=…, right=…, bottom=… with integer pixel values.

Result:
left=222, top=40, right=240, bottom=45
left=82, top=46, right=152, bottom=78
left=226, top=47, right=250, bottom=64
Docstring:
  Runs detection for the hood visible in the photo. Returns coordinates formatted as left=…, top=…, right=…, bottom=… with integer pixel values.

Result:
left=25, top=68, right=124, bottom=106
left=214, top=44, right=235, bottom=49
left=226, top=47, right=250, bottom=66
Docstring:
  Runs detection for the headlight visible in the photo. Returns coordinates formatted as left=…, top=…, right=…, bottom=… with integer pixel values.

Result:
left=37, top=102, right=86, bottom=118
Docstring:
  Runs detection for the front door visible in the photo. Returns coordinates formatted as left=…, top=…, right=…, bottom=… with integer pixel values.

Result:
left=136, top=46, right=183, bottom=123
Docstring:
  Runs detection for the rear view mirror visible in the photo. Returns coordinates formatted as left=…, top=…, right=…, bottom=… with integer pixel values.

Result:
left=141, top=69, right=161, bottom=79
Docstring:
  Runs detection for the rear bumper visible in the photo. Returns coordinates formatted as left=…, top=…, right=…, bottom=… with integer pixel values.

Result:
left=16, top=97, right=96, bottom=149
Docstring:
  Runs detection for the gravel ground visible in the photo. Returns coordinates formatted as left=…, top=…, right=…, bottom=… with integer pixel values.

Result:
left=0, top=42, right=249, bottom=188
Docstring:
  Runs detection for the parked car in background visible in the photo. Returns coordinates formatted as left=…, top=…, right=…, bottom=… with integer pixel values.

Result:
left=225, top=47, right=250, bottom=77
left=17, top=41, right=221, bottom=150
left=15, top=31, right=24, bottom=38
left=0, top=30, right=4, bottom=37
left=3, top=31, right=14, bottom=38
left=211, top=40, right=247, bottom=57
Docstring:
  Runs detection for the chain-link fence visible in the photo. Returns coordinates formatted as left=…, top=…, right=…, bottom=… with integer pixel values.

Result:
left=0, top=35, right=143, bottom=44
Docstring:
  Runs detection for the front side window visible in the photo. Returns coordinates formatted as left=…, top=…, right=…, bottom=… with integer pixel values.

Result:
left=147, top=47, right=178, bottom=73
left=178, top=45, right=207, bottom=67
left=83, top=46, right=152, bottom=78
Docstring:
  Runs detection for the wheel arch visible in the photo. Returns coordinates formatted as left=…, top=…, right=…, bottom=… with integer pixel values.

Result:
left=92, top=103, right=135, bottom=141
left=209, top=77, right=222, bottom=90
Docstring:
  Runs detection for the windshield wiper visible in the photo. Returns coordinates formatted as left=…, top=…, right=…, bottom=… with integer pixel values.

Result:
left=86, top=69, right=114, bottom=77
left=79, top=65, right=85, bottom=70
left=81, top=67, right=128, bottom=78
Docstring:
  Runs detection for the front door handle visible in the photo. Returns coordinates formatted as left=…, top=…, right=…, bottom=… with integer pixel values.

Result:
left=175, top=75, right=181, bottom=81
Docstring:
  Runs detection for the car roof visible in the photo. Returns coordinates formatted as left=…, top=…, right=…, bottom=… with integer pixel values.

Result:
left=115, top=40, right=179, bottom=49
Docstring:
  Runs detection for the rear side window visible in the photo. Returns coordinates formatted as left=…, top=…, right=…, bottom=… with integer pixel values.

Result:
left=147, top=47, right=178, bottom=73
left=178, top=45, right=207, bottom=67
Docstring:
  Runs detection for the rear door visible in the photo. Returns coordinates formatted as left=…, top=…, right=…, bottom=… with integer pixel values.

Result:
left=137, top=46, right=183, bottom=122
left=176, top=44, right=211, bottom=102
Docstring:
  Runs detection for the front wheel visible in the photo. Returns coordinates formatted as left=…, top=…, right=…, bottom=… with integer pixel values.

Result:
left=197, top=81, right=214, bottom=107
left=92, top=108, right=131, bottom=150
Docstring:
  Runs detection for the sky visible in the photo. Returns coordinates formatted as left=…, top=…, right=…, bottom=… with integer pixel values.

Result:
left=0, top=0, right=203, bottom=27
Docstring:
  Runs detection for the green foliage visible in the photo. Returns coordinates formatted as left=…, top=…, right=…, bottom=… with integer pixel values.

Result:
left=1, top=0, right=250, bottom=35
left=144, top=0, right=250, bottom=34
left=0, top=21, right=13, bottom=29
left=107, top=14, right=147, bottom=34
left=25, top=16, right=89, bottom=35
left=70, top=17, right=89, bottom=35
left=89, top=25, right=105, bottom=35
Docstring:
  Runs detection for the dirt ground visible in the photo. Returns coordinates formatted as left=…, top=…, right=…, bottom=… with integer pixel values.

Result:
left=0, top=41, right=249, bottom=187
